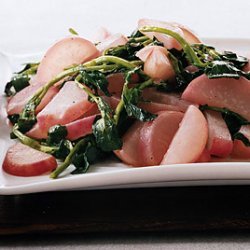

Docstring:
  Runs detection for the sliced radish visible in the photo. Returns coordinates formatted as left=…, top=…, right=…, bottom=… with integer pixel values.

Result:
left=196, top=149, right=211, bottom=163
left=136, top=46, right=175, bottom=81
left=7, top=84, right=59, bottom=115
left=204, top=110, right=233, bottom=157
left=3, top=143, right=57, bottom=177
left=92, top=27, right=112, bottom=43
left=142, top=89, right=194, bottom=112
left=232, top=140, right=250, bottom=159
left=37, top=81, right=94, bottom=132
left=139, top=111, right=183, bottom=166
left=182, top=74, right=250, bottom=121
left=96, top=33, right=128, bottom=54
left=161, top=105, right=208, bottom=165
left=114, top=121, right=144, bottom=166
left=35, top=36, right=99, bottom=84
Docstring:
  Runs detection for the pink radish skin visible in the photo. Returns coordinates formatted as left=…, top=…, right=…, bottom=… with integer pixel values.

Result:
left=3, top=143, right=57, bottom=177
left=182, top=74, right=250, bottom=121
left=196, top=149, right=211, bottom=163
left=35, top=36, right=99, bottom=84
left=96, top=33, right=128, bottom=54
left=136, top=46, right=175, bottom=81
left=37, top=81, right=94, bottom=131
left=232, top=140, right=250, bottom=159
left=204, top=110, right=233, bottom=157
left=161, top=105, right=208, bottom=165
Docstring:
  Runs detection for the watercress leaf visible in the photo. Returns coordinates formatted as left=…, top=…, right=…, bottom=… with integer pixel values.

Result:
left=17, top=102, right=37, bottom=133
left=220, top=51, right=248, bottom=68
left=233, top=132, right=250, bottom=146
left=200, top=104, right=250, bottom=136
left=47, top=125, right=68, bottom=145
left=5, top=75, right=30, bottom=97
left=205, top=60, right=243, bottom=79
left=80, top=70, right=110, bottom=96
left=93, top=117, right=122, bottom=151
left=105, top=42, right=144, bottom=61
left=53, top=139, right=72, bottom=159
left=124, top=96, right=157, bottom=121
left=130, top=29, right=144, bottom=38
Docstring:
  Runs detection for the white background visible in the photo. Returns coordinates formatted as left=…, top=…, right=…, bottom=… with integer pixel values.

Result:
left=0, top=0, right=250, bottom=54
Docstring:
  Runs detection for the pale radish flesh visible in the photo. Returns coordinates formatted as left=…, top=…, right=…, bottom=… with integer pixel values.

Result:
left=35, top=36, right=99, bottom=84
left=7, top=84, right=59, bottom=115
left=3, top=143, right=57, bottom=177
left=139, top=111, right=183, bottom=166
left=36, top=81, right=94, bottom=132
left=91, top=27, right=111, bottom=43
left=114, top=121, right=144, bottom=166
left=142, top=89, right=194, bottom=112
left=136, top=46, right=175, bottom=81
left=204, top=110, right=233, bottom=157
left=182, top=74, right=250, bottom=121
left=161, top=105, right=208, bottom=165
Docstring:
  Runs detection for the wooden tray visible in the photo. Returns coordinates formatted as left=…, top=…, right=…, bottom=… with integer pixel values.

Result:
left=1, top=186, right=250, bottom=235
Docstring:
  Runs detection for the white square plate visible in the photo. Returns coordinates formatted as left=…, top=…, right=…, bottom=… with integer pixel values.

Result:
left=1, top=38, right=250, bottom=195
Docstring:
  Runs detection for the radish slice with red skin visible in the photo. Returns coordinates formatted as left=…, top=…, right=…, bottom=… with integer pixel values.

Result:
left=36, top=81, right=94, bottom=132
left=204, top=110, right=233, bottom=158
left=139, top=102, right=187, bottom=114
left=114, top=121, right=144, bottom=167
left=7, top=84, right=59, bottom=115
left=232, top=140, right=250, bottom=159
left=139, top=111, right=184, bottom=166
left=161, top=105, right=208, bottom=165
left=115, top=111, right=183, bottom=167
left=96, top=33, right=128, bottom=54
left=136, top=46, right=175, bottom=81
left=196, top=149, right=211, bottom=163
left=142, top=89, right=194, bottom=112
left=35, top=36, right=99, bottom=84
left=3, top=143, right=57, bottom=177
left=65, top=115, right=96, bottom=141
left=182, top=74, right=250, bottom=121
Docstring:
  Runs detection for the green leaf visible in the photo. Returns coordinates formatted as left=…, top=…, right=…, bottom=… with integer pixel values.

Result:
left=234, top=132, right=250, bottom=147
left=205, top=60, right=244, bottom=79
left=53, top=139, right=72, bottom=159
left=93, top=117, right=122, bottom=151
left=220, top=51, right=248, bottom=68
left=47, top=125, right=68, bottom=144
left=79, top=70, right=110, bottom=96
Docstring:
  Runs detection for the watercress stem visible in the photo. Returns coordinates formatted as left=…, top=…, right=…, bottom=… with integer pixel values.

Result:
left=50, top=138, right=86, bottom=179
left=12, top=124, right=58, bottom=154
left=140, top=26, right=207, bottom=67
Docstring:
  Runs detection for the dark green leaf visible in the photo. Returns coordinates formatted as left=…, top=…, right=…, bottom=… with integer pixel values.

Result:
left=93, top=117, right=122, bottom=151
left=220, top=51, right=248, bottom=68
left=205, top=60, right=244, bottom=79
left=130, top=29, right=144, bottom=38
left=105, top=42, right=144, bottom=61
left=53, top=140, right=72, bottom=159
left=79, top=70, right=110, bottom=96
left=47, top=125, right=68, bottom=144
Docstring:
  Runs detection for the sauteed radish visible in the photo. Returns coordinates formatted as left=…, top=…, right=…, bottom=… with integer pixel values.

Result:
left=2, top=19, right=250, bottom=178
